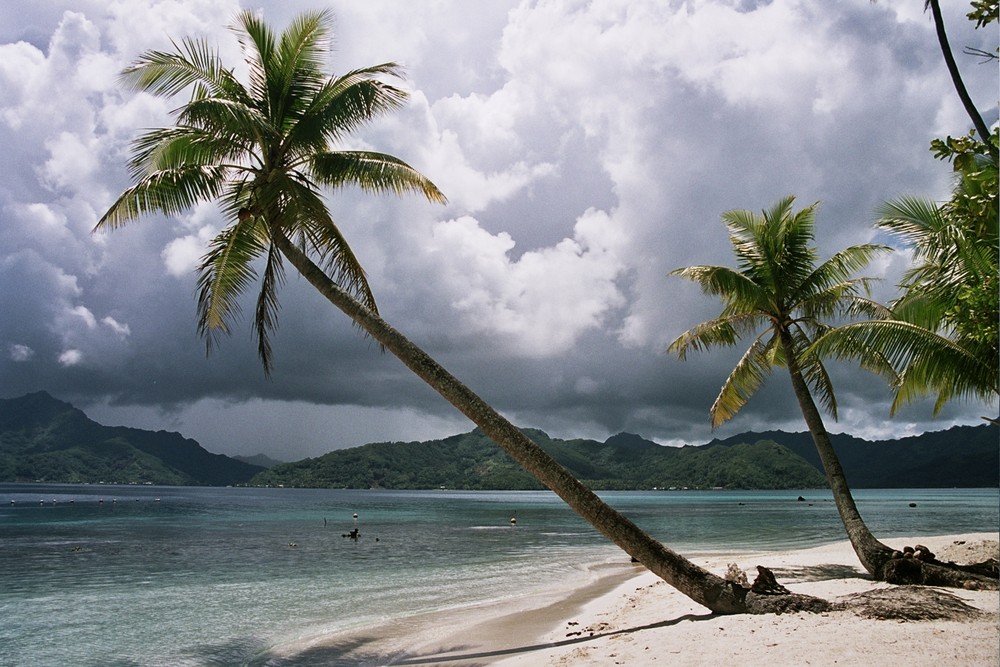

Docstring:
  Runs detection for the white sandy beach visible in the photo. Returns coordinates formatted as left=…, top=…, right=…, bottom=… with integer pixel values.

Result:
left=276, top=532, right=999, bottom=666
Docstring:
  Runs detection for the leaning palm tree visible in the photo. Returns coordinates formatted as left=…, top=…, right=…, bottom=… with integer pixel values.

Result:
left=95, top=9, right=812, bottom=614
left=668, top=197, right=901, bottom=577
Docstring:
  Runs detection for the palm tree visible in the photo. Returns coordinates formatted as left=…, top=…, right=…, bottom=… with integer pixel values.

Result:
left=668, top=196, right=900, bottom=577
left=95, top=9, right=801, bottom=615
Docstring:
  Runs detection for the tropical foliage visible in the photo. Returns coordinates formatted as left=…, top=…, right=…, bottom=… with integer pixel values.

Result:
left=816, top=131, right=998, bottom=416
left=251, top=428, right=828, bottom=491
left=97, top=9, right=446, bottom=373
left=669, top=197, right=898, bottom=576
left=817, top=0, right=998, bottom=417
left=668, top=197, right=890, bottom=427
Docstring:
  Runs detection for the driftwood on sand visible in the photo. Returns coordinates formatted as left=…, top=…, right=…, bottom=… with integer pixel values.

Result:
left=733, top=538, right=999, bottom=618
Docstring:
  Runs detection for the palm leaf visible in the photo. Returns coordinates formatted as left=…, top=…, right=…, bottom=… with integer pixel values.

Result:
left=96, top=164, right=229, bottom=230
left=309, top=151, right=447, bottom=203
left=669, top=265, right=763, bottom=312
left=196, top=219, right=268, bottom=351
left=254, top=243, right=285, bottom=375
left=788, top=325, right=838, bottom=419
left=293, top=66, right=409, bottom=148
left=233, top=10, right=277, bottom=113
left=710, top=333, right=776, bottom=427
left=120, top=37, right=233, bottom=99
left=278, top=176, right=379, bottom=313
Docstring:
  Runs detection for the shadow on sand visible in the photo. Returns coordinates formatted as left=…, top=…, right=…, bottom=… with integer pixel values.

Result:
left=252, top=612, right=717, bottom=667
left=770, top=562, right=869, bottom=583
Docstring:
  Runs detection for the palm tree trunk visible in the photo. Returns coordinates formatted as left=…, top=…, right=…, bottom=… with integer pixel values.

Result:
left=273, top=231, right=754, bottom=613
left=927, top=0, right=998, bottom=161
left=778, top=329, right=895, bottom=577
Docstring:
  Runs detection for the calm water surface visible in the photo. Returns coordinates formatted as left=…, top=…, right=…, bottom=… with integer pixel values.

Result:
left=1, top=484, right=996, bottom=666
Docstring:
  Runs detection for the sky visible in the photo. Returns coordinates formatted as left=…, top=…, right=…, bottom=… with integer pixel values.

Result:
left=1, top=0, right=996, bottom=462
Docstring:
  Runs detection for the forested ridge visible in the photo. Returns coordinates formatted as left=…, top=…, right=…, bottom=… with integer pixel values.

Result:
left=2, top=392, right=994, bottom=489
left=251, top=425, right=998, bottom=491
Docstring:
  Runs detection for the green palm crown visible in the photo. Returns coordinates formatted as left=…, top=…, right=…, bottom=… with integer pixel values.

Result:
left=96, top=9, right=446, bottom=375
left=668, top=196, right=891, bottom=427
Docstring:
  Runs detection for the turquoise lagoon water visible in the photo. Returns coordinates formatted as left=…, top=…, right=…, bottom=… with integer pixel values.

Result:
left=1, top=484, right=997, bottom=666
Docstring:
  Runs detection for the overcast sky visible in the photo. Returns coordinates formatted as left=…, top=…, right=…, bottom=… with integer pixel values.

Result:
left=1, top=0, right=996, bottom=461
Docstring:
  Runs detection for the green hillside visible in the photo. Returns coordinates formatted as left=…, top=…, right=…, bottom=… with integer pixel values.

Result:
left=251, top=428, right=828, bottom=490
left=0, top=392, right=263, bottom=485
left=707, top=424, right=999, bottom=488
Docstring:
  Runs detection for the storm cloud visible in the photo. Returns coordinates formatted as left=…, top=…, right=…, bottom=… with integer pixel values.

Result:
left=1, top=0, right=995, bottom=460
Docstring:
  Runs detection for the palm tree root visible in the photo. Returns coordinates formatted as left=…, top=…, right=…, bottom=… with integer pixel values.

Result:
left=873, top=543, right=999, bottom=590
left=731, top=562, right=995, bottom=617
left=881, top=557, right=999, bottom=590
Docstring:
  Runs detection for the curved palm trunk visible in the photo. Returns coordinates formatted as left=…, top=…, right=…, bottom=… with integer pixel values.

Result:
left=778, top=329, right=895, bottom=577
left=273, top=233, right=753, bottom=613
left=927, top=0, right=998, bottom=161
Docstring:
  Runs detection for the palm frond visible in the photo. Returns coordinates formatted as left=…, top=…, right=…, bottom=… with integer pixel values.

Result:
left=710, top=334, right=776, bottom=427
left=668, top=265, right=764, bottom=312
left=292, top=66, right=409, bottom=148
left=809, top=322, right=900, bottom=386
left=800, top=244, right=890, bottom=298
left=892, top=341, right=997, bottom=415
left=126, top=126, right=243, bottom=181
left=276, top=175, right=379, bottom=314
left=269, top=15, right=330, bottom=129
left=668, top=317, right=740, bottom=359
left=95, top=164, right=229, bottom=231
left=176, top=97, right=275, bottom=152
left=797, top=276, right=883, bottom=321
left=788, top=326, right=839, bottom=419
left=309, top=151, right=447, bottom=203
left=233, top=10, right=276, bottom=111
left=196, top=219, right=268, bottom=352
left=119, top=37, right=232, bottom=98
left=254, top=243, right=285, bottom=376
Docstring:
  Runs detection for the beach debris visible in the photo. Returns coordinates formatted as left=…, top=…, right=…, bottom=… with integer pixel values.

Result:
left=883, top=542, right=999, bottom=589
left=724, top=563, right=750, bottom=587
left=750, top=566, right=791, bottom=596
left=840, top=586, right=986, bottom=621
left=890, top=544, right=936, bottom=562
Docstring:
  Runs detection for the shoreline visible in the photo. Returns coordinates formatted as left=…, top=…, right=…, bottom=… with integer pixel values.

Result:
left=263, top=532, right=999, bottom=666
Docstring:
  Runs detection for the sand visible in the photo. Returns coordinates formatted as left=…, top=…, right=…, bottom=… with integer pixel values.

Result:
left=268, top=533, right=999, bottom=666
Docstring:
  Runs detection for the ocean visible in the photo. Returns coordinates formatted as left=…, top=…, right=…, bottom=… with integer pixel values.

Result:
left=1, top=484, right=997, bottom=666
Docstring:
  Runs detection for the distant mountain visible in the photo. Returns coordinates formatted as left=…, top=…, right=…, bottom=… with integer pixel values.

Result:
left=4, top=391, right=994, bottom=490
left=233, top=453, right=285, bottom=469
left=0, top=392, right=264, bottom=485
left=253, top=423, right=998, bottom=491
left=251, top=427, right=828, bottom=490
left=706, top=424, right=999, bottom=488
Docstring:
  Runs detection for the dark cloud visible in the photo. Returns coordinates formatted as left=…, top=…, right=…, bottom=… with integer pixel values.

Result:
left=1, top=0, right=994, bottom=459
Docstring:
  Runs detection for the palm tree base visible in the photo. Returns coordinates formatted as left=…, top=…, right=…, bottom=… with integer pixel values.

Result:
left=883, top=558, right=999, bottom=590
